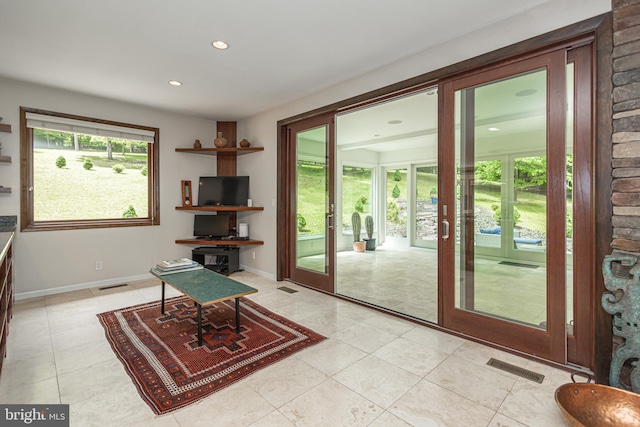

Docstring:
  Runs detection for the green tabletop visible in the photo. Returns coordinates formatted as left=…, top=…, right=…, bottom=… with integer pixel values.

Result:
left=150, top=268, right=257, bottom=305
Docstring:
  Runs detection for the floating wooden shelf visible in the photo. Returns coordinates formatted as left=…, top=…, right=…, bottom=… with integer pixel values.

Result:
left=175, top=147, right=264, bottom=156
left=0, top=156, right=11, bottom=164
left=0, top=124, right=11, bottom=133
left=175, top=205, right=264, bottom=212
left=0, top=188, right=11, bottom=194
left=175, top=238, right=264, bottom=246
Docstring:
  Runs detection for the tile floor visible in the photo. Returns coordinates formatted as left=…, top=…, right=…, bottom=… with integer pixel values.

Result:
left=334, top=244, right=568, bottom=327
left=0, top=272, right=574, bottom=426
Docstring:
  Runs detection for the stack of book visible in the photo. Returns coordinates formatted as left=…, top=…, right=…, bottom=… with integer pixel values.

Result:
left=151, top=258, right=203, bottom=275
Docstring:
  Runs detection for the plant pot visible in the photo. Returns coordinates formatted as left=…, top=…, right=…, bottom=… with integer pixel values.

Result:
left=353, top=241, right=366, bottom=252
left=364, top=238, right=376, bottom=251
left=431, top=197, right=438, bottom=204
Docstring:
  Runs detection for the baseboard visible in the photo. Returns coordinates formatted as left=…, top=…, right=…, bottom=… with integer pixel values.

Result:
left=238, top=265, right=275, bottom=281
left=15, top=273, right=153, bottom=301
left=16, top=267, right=275, bottom=300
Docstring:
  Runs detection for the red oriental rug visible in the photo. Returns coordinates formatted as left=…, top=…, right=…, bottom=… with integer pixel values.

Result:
left=97, top=296, right=326, bottom=415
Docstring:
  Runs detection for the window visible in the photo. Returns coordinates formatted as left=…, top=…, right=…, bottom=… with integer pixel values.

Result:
left=20, top=107, right=159, bottom=231
left=341, top=165, right=373, bottom=234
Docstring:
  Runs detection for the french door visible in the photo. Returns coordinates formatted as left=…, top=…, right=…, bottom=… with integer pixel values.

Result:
left=440, top=46, right=593, bottom=365
left=285, top=114, right=335, bottom=293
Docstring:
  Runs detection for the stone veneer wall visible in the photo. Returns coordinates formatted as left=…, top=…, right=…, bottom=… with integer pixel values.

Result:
left=612, top=0, right=640, bottom=253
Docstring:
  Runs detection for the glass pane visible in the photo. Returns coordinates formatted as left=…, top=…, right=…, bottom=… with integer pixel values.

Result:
left=342, top=166, right=373, bottom=239
left=455, top=69, right=548, bottom=328
left=415, top=165, right=438, bottom=244
left=386, top=168, right=407, bottom=239
left=33, top=131, right=149, bottom=220
left=566, top=62, right=574, bottom=332
left=295, top=126, right=328, bottom=274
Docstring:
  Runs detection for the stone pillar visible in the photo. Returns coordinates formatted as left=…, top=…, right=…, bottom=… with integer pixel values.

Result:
left=612, top=0, right=640, bottom=253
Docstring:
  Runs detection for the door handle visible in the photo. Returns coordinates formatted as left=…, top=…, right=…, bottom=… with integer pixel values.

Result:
left=442, top=219, right=449, bottom=240
left=327, top=214, right=334, bottom=230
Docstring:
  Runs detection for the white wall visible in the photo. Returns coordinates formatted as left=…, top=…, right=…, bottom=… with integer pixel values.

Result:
left=0, top=76, right=219, bottom=297
left=237, top=0, right=610, bottom=277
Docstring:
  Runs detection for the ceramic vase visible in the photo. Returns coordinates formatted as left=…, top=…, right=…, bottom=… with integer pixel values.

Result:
left=193, top=139, right=202, bottom=149
left=239, top=138, right=251, bottom=147
left=214, top=132, right=228, bottom=148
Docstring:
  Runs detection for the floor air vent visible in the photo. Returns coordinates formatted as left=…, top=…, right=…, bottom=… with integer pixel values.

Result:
left=486, top=358, right=545, bottom=383
left=98, top=283, right=130, bottom=291
left=278, top=286, right=298, bottom=294
left=498, top=261, right=538, bottom=269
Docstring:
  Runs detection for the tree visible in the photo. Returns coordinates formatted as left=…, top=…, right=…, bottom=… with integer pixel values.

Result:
left=393, top=169, right=402, bottom=182
left=475, top=157, right=559, bottom=201
left=392, top=184, right=400, bottom=198
left=107, top=138, right=113, bottom=161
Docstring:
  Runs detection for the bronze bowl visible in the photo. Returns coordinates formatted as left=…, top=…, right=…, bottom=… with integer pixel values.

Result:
left=555, top=383, right=640, bottom=426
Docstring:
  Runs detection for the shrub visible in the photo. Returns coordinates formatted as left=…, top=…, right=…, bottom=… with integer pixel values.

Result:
left=112, top=164, right=125, bottom=174
left=83, top=159, right=93, bottom=170
left=491, top=203, right=521, bottom=225
left=392, top=184, right=400, bottom=198
left=122, top=205, right=137, bottom=218
left=491, top=203, right=501, bottom=223
left=354, top=196, right=367, bottom=213
left=55, top=156, right=66, bottom=168
left=387, top=200, right=400, bottom=223
left=141, top=165, right=148, bottom=176
left=566, top=213, right=573, bottom=237
left=393, top=169, right=401, bottom=182
left=430, top=187, right=437, bottom=196
left=297, top=214, right=306, bottom=231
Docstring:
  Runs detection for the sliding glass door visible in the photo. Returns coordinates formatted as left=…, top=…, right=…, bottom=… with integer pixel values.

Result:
left=440, top=47, right=593, bottom=364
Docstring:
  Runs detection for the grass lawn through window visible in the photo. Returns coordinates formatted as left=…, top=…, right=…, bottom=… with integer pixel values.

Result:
left=34, top=148, right=148, bottom=221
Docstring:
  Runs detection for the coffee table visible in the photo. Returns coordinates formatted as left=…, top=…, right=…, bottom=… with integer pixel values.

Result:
left=150, top=267, right=258, bottom=346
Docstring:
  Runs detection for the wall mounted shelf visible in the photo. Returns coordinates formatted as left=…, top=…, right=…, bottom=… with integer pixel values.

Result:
left=175, top=238, right=264, bottom=246
left=0, top=124, right=11, bottom=133
left=175, top=205, right=264, bottom=212
left=175, top=147, right=264, bottom=156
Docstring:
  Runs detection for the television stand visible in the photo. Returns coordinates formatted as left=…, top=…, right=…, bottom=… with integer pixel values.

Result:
left=192, top=246, right=240, bottom=275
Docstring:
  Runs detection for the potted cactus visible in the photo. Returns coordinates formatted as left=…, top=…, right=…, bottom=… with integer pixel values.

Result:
left=364, top=215, right=376, bottom=251
left=351, top=212, right=366, bottom=252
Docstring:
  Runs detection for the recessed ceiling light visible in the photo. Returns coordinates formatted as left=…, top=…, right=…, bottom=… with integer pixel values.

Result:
left=374, top=134, right=380, bottom=137
left=212, top=40, right=229, bottom=50
left=168, top=80, right=182, bottom=86
left=488, top=127, right=500, bottom=132
left=515, top=89, right=537, bottom=97
left=388, top=120, right=402, bottom=125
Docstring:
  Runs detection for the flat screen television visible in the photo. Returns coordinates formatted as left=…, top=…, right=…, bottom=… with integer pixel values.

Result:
left=193, top=214, right=230, bottom=239
left=197, top=176, right=249, bottom=207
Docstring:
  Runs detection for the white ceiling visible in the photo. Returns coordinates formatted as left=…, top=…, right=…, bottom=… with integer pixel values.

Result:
left=0, top=0, right=553, bottom=121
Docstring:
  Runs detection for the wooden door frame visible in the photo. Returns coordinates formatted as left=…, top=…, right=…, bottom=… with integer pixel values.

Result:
left=276, top=13, right=611, bottom=379
left=279, top=113, right=335, bottom=292
left=441, top=50, right=568, bottom=364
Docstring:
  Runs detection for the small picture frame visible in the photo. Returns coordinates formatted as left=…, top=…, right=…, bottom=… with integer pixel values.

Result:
left=181, top=180, right=192, bottom=206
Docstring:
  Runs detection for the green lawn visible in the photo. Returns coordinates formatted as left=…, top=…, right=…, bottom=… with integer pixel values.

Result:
left=34, top=148, right=148, bottom=220
left=297, top=164, right=552, bottom=235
